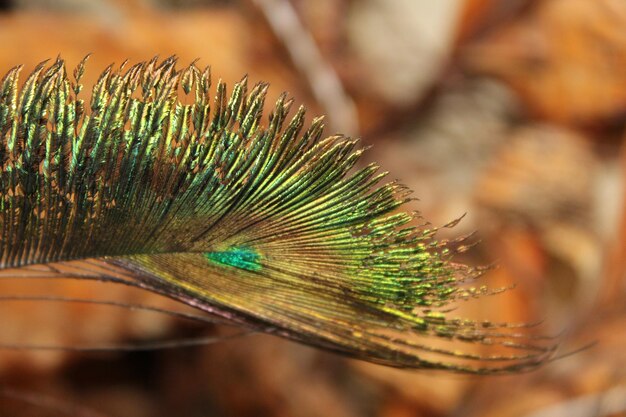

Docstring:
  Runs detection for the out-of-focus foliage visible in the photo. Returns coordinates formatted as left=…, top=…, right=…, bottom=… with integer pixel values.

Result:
left=0, top=0, right=625, bottom=416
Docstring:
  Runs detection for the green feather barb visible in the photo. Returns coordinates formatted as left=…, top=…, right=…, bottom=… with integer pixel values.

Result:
left=0, top=57, right=554, bottom=373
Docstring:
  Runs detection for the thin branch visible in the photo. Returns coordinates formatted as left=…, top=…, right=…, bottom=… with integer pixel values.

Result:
left=251, top=0, right=359, bottom=135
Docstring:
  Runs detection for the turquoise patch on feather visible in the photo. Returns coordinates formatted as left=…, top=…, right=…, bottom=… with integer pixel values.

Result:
left=204, top=247, right=262, bottom=272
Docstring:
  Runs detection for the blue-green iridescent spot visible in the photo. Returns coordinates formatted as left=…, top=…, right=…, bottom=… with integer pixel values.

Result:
left=204, top=247, right=262, bottom=272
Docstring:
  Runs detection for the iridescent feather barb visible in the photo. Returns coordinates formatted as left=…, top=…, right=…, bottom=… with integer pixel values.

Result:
left=0, top=57, right=555, bottom=373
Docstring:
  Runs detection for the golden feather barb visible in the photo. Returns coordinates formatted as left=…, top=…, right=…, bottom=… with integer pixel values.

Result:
left=0, top=57, right=555, bottom=373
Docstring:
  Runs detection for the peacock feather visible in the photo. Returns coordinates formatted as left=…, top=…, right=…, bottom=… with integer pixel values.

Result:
left=0, top=57, right=554, bottom=373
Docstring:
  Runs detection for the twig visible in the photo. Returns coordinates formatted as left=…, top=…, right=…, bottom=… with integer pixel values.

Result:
left=251, top=0, right=359, bottom=136
left=596, top=134, right=626, bottom=308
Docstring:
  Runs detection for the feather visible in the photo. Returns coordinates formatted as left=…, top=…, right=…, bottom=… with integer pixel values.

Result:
left=0, top=57, right=555, bottom=373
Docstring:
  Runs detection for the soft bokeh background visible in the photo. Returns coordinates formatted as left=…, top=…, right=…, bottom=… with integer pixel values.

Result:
left=1, top=0, right=626, bottom=416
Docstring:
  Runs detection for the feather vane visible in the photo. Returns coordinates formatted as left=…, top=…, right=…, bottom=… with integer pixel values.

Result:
left=0, top=57, right=555, bottom=373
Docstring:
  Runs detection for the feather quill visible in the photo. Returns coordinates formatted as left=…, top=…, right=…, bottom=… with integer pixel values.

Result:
left=0, top=57, right=555, bottom=373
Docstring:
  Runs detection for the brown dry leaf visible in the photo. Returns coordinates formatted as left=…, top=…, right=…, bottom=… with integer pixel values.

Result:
left=346, top=0, right=462, bottom=107
left=475, top=125, right=595, bottom=225
left=455, top=0, right=533, bottom=44
left=352, top=361, right=470, bottom=416
left=198, top=334, right=363, bottom=417
left=474, top=124, right=603, bottom=320
left=464, top=0, right=626, bottom=125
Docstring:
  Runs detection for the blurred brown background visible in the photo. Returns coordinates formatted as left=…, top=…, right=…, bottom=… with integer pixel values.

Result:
left=1, top=0, right=626, bottom=416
